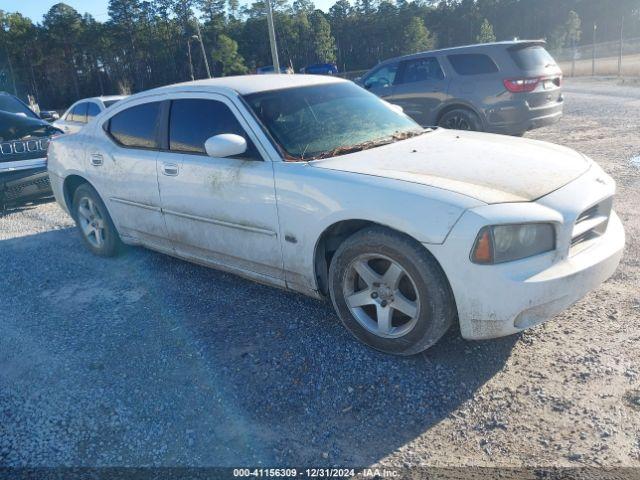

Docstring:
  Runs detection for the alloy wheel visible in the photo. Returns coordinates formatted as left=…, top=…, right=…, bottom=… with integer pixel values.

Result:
left=342, top=254, right=421, bottom=338
left=444, top=114, right=471, bottom=130
left=77, top=196, right=106, bottom=248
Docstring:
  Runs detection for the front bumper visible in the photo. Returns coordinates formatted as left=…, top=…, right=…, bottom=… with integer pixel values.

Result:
left=0, top=166, right=52, bottom=207
left=428, top=164, right=625, bottom=340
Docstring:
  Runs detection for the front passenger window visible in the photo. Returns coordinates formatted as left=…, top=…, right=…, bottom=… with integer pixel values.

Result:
left=168, top=99, right=260, bottom=159
left=363, top=64, right=398, bottom=90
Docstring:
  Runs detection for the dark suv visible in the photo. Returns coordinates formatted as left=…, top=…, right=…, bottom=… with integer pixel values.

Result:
left=358, top=40, right=563, bottom=136
left=0, top=92, right=61, bottom=209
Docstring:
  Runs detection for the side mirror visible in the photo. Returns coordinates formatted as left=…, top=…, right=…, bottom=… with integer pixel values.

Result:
left=204, top=134, right=247, bottom=158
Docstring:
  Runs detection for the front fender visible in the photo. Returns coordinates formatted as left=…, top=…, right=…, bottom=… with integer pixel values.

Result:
left=273, top=162, right=482, bottom=292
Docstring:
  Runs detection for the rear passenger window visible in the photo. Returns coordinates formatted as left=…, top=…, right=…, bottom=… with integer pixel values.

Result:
left=86, top=103, right=101, bottom=121
left=107, top=102, right=161, bottom=149
left=70, top=103, right=88, bottom=123
left=448, top=54, right=498, bottom=75
left=399, top=57, right=444, bottom=83
left=169, top=99, right=259, bottom=159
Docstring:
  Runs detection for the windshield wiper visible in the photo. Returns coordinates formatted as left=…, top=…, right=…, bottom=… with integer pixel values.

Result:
left=309, top=129, right=427, bottom=160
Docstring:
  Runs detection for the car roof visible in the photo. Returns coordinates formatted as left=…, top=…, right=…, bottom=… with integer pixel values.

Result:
left=85, top=95, right=128, bottom=103
left=148, top=74, right=346, bottom=96
left=379, top=39, right=546, bottom=64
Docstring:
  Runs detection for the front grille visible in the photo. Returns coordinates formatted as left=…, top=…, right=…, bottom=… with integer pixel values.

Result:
left=570, top=197, right=612, bottom=255
left=0, top=138, right=49, bottom=163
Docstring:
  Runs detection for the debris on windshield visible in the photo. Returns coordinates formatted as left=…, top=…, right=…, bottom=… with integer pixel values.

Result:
left=309, top=129, right=428, bottom=160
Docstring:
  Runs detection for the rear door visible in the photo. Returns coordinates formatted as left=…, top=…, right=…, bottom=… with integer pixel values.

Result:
left=362, top=62, right=400, bottom=100
left=88, top=98, right=171, bottom=251
left=391, top=56, right=449, bottom=126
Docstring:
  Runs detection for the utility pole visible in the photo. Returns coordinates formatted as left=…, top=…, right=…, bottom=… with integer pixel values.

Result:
left=187, top=38, right=195, bottom=81
left=592, top=23, right=597, bottom=76
left=193, top=19, right=212, bottom=78
left=618, top=16, right=624, bottom=77
left=571, top=38, right=576, bottom=77
left=265, top=0, right=280, bottom=73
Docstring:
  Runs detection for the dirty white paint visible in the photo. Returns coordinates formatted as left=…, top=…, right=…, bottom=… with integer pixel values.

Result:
left=630, top=155, right=640, bottom=168
left=47, top=75, right=626, bottom=344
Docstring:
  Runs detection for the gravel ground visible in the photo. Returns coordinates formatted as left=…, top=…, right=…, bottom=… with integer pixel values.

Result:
left=0, top=77, right=639, bottom=469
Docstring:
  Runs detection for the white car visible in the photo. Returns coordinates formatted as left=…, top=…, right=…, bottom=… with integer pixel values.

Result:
left=47, top=75, right=625, bottom=355
left=54, top=95, right=127, bottom=134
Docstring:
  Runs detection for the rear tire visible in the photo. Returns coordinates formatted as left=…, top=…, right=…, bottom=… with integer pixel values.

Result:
left=328, top=226, right=455, bottom=356
left=438, top=108, right=483, bottom=132
left=72, top=183, right=122, bottom=257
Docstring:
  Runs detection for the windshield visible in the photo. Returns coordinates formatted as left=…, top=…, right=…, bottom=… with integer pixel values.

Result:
left=0, top=94, right=38, bottom=119
left=243, top=82, right=423, bottom=160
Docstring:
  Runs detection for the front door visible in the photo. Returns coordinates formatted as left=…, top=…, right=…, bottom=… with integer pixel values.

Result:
left=156, top=94, right=283, bottom=281
left=392, top=57, right=449, bottom=126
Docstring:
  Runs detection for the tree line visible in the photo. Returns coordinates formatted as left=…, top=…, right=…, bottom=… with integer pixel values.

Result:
left=1, top=0, right=639, bottom=109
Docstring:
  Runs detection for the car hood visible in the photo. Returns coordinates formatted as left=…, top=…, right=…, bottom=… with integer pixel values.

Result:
left=0, top=110, right=60, bottom=141
left=310, top=128, right=591, bottom=204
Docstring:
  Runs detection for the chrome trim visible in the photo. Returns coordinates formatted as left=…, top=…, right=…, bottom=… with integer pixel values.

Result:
left=0, top=138, right=49, bottom=155
left=162, top=208, right=277, bottom=237
left=570, top=197, right=613, bottom=256
left=109, top=197, right=162, bottom=212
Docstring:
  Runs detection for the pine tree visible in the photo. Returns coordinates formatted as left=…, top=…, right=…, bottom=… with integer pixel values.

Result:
left=211, top=33, right=248, bottom=75
left=476, top=18, right=496, bottom=43
left=402, top=17, right=434, bottom=55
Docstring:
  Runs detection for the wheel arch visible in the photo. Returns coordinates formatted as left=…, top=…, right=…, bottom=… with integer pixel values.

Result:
left=434, top=101, right=486, bottom=128
left=313, top=219, right=453, bottom=301
left=62, top=174, right=93, bottom=214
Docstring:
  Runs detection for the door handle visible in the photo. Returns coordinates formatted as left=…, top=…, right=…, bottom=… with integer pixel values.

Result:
left=90, top=153, right=103, bottom=166
left=162, top=163, right=179, bottom=176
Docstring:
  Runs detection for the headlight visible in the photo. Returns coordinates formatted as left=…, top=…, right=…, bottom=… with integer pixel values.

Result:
left=471, top=223, right=555, bottom=264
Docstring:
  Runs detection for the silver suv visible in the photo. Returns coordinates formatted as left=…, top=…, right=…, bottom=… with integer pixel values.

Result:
left=358, top=40, right=563, bottom=136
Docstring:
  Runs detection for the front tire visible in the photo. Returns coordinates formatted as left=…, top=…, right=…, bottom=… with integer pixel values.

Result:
left=438, top=108, right=483, bottom=132
left=328, top=226, right=455, bottom=355
left=72, top=183, right=122, bottom=257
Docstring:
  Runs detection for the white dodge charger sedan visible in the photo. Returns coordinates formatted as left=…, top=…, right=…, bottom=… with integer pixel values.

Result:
left=47, top=75, right=625, bottom=355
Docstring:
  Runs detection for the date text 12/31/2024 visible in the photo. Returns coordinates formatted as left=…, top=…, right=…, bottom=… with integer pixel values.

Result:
left=232, top=468, right=399, bottom=478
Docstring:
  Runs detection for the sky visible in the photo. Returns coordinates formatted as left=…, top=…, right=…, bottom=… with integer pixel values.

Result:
left=0, top=0, right=336, bottom=22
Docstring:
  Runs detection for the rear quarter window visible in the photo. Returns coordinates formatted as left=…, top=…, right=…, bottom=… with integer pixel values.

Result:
left=447, top=54, right=499, bottom=75
left=509, top=46, right=557, bottom=70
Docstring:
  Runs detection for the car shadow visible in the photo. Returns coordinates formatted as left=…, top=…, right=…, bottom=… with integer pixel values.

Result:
left=0, top=196, right=54, bottom=215
left=0, top=228, right=518, bottom=467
